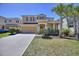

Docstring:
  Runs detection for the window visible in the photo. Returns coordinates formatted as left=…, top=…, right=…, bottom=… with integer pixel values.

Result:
left=5, top=20, right=7, bottom=23
left=68, top=21, right=73, bottom=27
left=16, top=20, right=19, bottom=23
left=68, top=25, right=73, bottom=27
left=40, top=16, right=44, bottom=19
left=32, top=17, right=35, bottom=21
left=26, top=17, right=28, bottom=21
left=37, top=17, right=39, bottom=19
left=30, top=17, right=32, bottom=21
left=9, top=20, right=11, bottom=22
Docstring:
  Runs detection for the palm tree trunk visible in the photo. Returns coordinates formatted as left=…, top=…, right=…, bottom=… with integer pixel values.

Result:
left=73, top=16, right=77, bottom=35
left=66, top=17, right=69, bottom=29
left=76, top=16, right=79, bottom=39
left=59, top=17, right=63, bottom=37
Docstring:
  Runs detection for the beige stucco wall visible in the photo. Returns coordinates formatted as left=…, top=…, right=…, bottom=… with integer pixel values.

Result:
left=38, top=20, right=47, bottom=24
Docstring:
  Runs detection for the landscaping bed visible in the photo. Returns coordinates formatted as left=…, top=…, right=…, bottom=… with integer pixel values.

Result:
left=23, top=37, right=79, bottom=56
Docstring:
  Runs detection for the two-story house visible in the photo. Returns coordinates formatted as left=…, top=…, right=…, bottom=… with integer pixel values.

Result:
left=5, top=18, right=20, bottom=29
left=20, top=14, right=60, bottom=33
left=62, top=17, right=76, bottom=33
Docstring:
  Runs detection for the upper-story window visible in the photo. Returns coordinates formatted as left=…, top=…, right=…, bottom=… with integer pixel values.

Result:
left=37, top=16, right=45, bottom=20
left=37, top=17, right=39, bottom=19
left=32, top=17, right=35, bottom=21
left=4, top=20, right=7, bottom=23
left=26, top=17, right=28, bottom=21
left=9, top=20, right=12, bottom=22
left=30, top=17, right=32, bottom=21
left=16, top=20, right=19, bottom=23
left=68, top=21, right=73, bottom=27
left=40, top=16, right=44, bottom=19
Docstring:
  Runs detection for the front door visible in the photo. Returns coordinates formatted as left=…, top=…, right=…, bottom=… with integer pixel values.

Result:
left=39, top=24, right=45, bottom=33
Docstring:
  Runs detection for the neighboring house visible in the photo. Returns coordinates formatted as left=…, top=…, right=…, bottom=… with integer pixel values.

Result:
left=62, top=18, right=70, bottom=28
left=0, top=14, right=60, bottom=33
left=0, top=16, right=20, bottom=29
left=62, top=17, right=75, bottom=33
left=5, top=18, right=20, bottom=29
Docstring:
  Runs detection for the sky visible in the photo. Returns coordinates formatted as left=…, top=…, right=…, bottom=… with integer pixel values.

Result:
left=0, top=3, right=79, bottom=20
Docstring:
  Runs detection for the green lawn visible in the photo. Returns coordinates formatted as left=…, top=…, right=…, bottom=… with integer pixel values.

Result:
left=23, top=37, right=79, bottom=56
left=0, top=32, right=10, bottom=38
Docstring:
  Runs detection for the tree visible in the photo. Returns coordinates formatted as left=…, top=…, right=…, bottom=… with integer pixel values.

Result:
left=65, top=4, right=79, bottom=39
left=64, top=4, right=74, bottom=28
left=64, top=4, right=78, bottom=35
left=64, top=4, right=79, bottom=38
left=52, top=4, right=65, bottom=37
left=52, top=3, right=79, bottom=39
left=74, top=6, right=79, bottom=39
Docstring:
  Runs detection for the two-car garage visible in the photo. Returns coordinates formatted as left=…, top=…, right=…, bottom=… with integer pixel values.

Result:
left=20, top=24, right=38, bottom=33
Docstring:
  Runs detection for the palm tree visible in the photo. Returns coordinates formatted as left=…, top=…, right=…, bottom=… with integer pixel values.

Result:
left=67, top=4, right=79, bottom=36
left=63, top=4, right=79, bottom=37
left=52, top=4, right=65, bottom=37
left=52, top=3, right=79, bottom=39
left=64, top=4, right=74, bottom=28
left=64, top=4, right=78, bottom=36
left=64, top=4, right=79, bottom=38
left=74, top=6, right=79, bottom=38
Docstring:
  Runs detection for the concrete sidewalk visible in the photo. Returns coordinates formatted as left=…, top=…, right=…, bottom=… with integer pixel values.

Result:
left=0, top=34, right=35, bottom=56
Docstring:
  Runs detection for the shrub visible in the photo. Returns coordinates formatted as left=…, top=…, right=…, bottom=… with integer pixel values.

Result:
left=51, top=29, right=59, bottom=33
left=9, top=29, right=16, bottom=35
left=39, top=29, right=44, bottom=34
left=47, top=29, right=59, bottom=36
left=43, top=29, right=49, bottom=35
left=15, top=29, right=20, bottom=34
left=42, top=29, right=51, bottom=39
left=61, top=28, right=70, bottom=36
left=69, top=31, right=75, bottom=37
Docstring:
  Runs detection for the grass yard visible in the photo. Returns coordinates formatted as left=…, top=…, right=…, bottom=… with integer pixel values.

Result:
left=23, top=37, right=79, bottom=56
left=0, top=32, right=10, bottom=38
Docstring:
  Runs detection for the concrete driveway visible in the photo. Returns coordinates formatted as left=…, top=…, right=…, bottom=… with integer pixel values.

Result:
left=0, top=34, right=35, bottom=56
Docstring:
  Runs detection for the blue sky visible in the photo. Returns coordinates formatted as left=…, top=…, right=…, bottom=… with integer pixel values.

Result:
left=0, top=3, right=79, bottom=20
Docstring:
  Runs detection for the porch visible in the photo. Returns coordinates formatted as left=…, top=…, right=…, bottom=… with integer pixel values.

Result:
left=38, top=22, right=59, bottom=35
